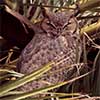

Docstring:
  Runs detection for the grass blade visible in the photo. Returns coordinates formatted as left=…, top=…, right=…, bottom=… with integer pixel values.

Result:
left=3, top=71, right=92, bottom=100
left=0, top=63, right=52, bottom=96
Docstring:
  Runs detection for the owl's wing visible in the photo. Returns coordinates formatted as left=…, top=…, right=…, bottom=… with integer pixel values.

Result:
left=17, top=33, right=45, bottom=71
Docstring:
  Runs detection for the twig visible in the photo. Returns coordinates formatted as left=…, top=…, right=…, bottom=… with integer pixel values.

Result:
left=24, top=4, right=75, bottom=10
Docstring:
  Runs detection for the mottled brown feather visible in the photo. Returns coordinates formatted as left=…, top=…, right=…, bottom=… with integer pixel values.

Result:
left=17, top=10, right=82, bottom=97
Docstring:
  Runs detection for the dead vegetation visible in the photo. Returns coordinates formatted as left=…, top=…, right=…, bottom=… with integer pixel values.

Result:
left=0, top=0, right=100, bottom=100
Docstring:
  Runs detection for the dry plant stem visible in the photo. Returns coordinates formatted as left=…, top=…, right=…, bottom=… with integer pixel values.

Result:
left=24, top=4, right=75, bottom=10
left=5, top=49, right=13, bottom=63
left=83, top=35, right=87, bottom=64
left=41, top=63, right=83, bottom=79
left=79, top=0, right=100, bottom=13
left=24, top=0, right=100, bottom=13
left=30, top=0, right=42, bottom=19
left=84, top=32, right=100, bottom=49
left=81, top=21, right=100, bottom=36
left=80, top=97, right=100, bottom=100
left=0, top=63, right=52, bottom=96
left=82, top=34, right=90, bottom=92
left=0, top=56, right=7, bottom=62
left=2, top=71, right=93, bottom=100
left=77, top=15, right=100, bottom=20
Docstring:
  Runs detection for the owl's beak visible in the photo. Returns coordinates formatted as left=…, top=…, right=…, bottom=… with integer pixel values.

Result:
left=57, top=27, right=62, bottom=34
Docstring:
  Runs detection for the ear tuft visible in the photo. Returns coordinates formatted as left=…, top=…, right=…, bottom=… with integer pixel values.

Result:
left=40, top=4, right=50, bottom=18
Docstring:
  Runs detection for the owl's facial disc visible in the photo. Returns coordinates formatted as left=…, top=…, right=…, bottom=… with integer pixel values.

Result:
left=41, top=19, right=67, bottom=38
left=41, top=11, right=74, bottom=38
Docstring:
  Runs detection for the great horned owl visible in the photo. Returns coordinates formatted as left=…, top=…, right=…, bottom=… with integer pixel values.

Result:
left=17, top=9, right=82, bottom=96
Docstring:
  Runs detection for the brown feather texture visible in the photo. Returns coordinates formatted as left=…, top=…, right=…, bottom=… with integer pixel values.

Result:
left=17, top=9, right=82, bottom=97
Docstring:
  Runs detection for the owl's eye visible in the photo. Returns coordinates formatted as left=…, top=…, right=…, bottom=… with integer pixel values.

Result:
left=63, top=21, right=71, bottom=29
left=46, top=21, right=56, bottom=29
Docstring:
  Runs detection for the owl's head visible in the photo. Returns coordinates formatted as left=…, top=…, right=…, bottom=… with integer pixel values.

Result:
left=41, top=8, right=78, bottom=38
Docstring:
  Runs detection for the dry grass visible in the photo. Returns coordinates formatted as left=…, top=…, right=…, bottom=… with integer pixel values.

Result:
left=0, top=0, right=100, bottom=99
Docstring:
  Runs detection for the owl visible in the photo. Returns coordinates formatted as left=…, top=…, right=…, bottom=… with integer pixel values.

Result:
left=17, top=9, right=82, bottom=97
